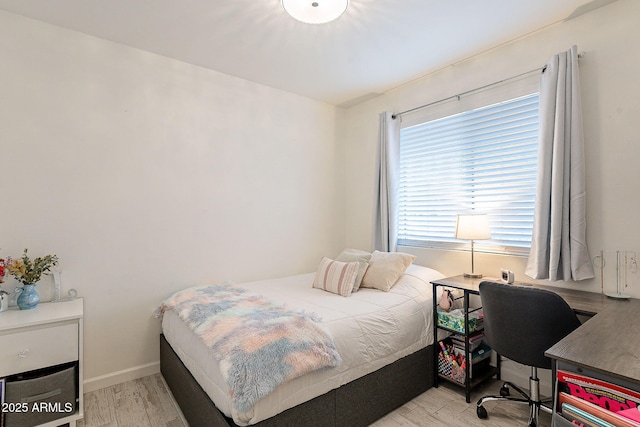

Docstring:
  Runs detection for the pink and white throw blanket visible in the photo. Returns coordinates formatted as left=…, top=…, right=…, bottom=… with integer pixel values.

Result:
left=159, top=283, right=341, bottom=412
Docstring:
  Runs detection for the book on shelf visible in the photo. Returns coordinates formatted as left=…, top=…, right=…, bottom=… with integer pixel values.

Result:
left=559, top=393, right=640, bottom=427
left=557, top=371, right=640, bottom=426
left=562, top=402, right=617, bottom=427
left=450, top=332, right=485, bottom=352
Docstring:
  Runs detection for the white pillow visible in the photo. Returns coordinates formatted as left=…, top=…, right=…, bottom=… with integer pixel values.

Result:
left=361, top=250, right=416, bottom=291
left=335, top=248, right=371, bottom=292
left=312, top=257, right=359, bottom=297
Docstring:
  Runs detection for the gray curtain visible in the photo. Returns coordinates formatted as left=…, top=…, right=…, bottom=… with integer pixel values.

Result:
left=372, top=112, right=400, bottom=252
left=525, top=46, right=595, bottom=281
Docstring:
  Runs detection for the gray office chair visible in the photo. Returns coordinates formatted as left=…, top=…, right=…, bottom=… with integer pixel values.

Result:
left=476, top=281, right=582, bottom=427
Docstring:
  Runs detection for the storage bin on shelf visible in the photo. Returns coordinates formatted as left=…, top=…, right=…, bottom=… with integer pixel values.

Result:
left=3, top=361, right=78, bottom=427
left=438, top=346, right=466, bottom=384
left=438, top=339, right=492, bottom=383
left=436, top=308, right=483, bottom=333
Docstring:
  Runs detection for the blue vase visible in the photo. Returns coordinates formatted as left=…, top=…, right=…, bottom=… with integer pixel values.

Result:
left=17, top=284, right=40, bottom=310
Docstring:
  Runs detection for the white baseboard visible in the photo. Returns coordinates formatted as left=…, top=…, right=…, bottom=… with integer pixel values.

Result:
left=83, top=361, right=160, bottom=393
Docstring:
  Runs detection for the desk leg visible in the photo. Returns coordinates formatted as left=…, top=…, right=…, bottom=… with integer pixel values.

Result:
left=464, top=291, right=471, bottom=403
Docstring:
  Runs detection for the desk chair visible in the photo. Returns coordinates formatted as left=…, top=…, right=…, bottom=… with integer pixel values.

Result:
left=476, top=281, right=582, bottom=427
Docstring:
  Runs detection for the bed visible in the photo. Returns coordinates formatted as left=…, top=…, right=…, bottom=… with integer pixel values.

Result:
left=159, top=252, right=445, bottom=427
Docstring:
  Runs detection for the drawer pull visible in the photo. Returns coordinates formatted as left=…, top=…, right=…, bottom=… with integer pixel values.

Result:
left=18, top=349, right=30, bottom=358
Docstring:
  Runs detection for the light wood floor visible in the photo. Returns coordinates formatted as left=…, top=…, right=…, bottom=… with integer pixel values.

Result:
left=78, top=374, right=185, bottom=427
left=78, top=373, right=551, bottom=427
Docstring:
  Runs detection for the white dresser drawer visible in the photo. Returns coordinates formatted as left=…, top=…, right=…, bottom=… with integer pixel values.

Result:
left=0, top=322, right=78, bottom=377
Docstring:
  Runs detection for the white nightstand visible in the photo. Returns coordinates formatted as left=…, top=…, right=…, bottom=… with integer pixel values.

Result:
left=0, top=299, right=83, bottom=427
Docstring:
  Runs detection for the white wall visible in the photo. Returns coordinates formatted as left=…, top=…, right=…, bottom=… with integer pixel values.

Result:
left=0, top=11, right=345, bottom=389
left=341, top=0, right=640, bottom=393
left=343, top=0, right=640, bottom=298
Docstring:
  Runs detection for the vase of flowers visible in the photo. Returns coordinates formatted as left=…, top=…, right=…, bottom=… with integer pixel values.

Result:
left=17, top=283, right=40, bottom=310
left=7, top=249, right=59, bottom=310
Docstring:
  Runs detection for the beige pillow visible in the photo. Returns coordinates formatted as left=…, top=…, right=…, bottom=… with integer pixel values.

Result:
left=361, top=251, right=416, bottom=291
left=335, top=248, right=371, bottom=292
left=312, top=257, right=359, bottom=297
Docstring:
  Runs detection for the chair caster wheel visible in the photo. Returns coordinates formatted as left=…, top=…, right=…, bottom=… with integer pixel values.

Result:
left=477, top=405, right=488, bottom=419
left=528, top=421, right=536, bottom=427
left=500, top=385, right=510, bottom=397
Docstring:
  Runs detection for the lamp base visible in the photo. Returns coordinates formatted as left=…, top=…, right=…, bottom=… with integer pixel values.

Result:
left=463, top=272, right=483, bottom=279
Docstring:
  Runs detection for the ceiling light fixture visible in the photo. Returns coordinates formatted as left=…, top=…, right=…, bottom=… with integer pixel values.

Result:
left=282, top=0, right=349, bottom=24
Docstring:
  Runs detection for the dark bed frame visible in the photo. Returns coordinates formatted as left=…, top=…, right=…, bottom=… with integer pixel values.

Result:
left=160, top=334, right=435, bottom=427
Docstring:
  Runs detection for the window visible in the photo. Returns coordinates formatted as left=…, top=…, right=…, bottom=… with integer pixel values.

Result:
left=397, top=93, right=539, bottom=255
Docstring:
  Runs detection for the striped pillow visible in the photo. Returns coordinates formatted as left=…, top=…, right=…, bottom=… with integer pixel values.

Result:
left=313, top=257, right=359, bottom=297
left=335, top=248, right=371, bottom=292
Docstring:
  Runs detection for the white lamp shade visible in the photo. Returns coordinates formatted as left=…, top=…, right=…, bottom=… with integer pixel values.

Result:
left=282, top=0, right=349, bottom=24
left=455, top=214, right=491, bottom=240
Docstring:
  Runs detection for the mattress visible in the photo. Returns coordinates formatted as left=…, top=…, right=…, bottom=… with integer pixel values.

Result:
left=162, top=263, right=444, bottom=426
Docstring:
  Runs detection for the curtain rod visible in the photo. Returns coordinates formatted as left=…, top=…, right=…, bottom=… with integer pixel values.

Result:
left=393, top=52, right=584, bottom=119
left=391, top=67, right=542, bottom=119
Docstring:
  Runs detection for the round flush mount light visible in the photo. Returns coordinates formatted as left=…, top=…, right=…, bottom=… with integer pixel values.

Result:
left=282, top=0, right=349, bottom=24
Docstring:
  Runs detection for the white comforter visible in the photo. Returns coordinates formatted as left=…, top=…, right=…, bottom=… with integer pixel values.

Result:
left=162, top=263, right=444, bottom=425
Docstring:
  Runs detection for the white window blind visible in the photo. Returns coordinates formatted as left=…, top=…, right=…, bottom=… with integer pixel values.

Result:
left=397, top=93, right=539, bottom=255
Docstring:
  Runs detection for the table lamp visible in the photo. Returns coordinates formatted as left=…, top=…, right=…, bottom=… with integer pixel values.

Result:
left=455, top=214, right=491, bottom=278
